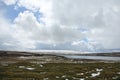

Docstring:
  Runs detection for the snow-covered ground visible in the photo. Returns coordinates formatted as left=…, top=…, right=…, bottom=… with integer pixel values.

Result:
left=18, top=66, right=35, bottom=70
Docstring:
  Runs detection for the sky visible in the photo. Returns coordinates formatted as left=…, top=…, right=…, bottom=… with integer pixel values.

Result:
left=0, top=0, right=120, bottom=52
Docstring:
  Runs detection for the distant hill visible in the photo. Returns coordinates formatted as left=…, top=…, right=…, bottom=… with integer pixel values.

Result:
left=0, top=50, right=120, bottom=57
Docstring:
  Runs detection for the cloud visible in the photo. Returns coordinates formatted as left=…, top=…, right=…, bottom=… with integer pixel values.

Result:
left=1, top=0, right=17, bottom=5
left=0, top=11, right=36, bottom=50
left=0, top=0, right=120, bottom=51
left=51, top=0, right=120, bottom=49
left=0, top=12, right=18, bottom=50
left=14, top=11, right=83, bottom=44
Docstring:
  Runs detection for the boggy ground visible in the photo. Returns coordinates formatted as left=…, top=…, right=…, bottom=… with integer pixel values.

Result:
left=0, top=61, right=120, bottom=80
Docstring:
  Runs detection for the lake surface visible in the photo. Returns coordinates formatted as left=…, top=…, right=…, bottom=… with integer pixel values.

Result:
left=62, top=55, right=120, bottom=61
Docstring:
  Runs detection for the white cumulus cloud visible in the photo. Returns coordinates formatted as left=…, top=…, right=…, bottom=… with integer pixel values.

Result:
left=1, top=0, right=17, bottom=5
left=0, top=0, right=120, bottom=51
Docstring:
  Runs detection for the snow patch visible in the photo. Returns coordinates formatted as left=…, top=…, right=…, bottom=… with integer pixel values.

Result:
left=76, top=73, right=84, bottom=75
left=117, top=72, right=120, bottom=74
left=55, top=76, right=60, bottom=78
left=40, top=64, right=43, bottom=67
left=96, top=68, right=103, bottom=72
left=80, top=78, right=84, bottom=80
left=112, top=76, right=119, bottom=79
left=18, top=66, right=25, bottom=68
left=26, top=67, right=35, bottom=70
left=91, top=72, right=100, bottom=77
left=43, top=78, right=49, bottom=80
left=62, top=75, right=66, bottom=78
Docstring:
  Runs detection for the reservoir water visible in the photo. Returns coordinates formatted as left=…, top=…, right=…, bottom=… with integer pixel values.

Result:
left=62, top=55, right=120, bottom=61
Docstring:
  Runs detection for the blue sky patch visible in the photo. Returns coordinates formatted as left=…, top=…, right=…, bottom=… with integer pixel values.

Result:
left=5, top=5, right=26, bottom=22
left=1, top=2, right=43, bottom=24
left=0, top=2, right=27, bottom=22
left=34, top=11, right=43, bottom=23
left=82, top=37, right=89, bottom=43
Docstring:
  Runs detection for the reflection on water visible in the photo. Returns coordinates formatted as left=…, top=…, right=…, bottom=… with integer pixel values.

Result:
left=63, top=55, right=120, bottom=61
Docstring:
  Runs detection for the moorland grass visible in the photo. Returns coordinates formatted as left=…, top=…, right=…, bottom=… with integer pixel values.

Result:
left=0, top=61, right=120, bottom=80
